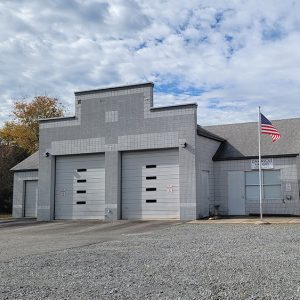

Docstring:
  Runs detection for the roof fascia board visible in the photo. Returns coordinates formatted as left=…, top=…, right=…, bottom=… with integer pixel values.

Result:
left=74, top=82, right=154, bottom=96
left=213, top=153, right=299, bottom=161
left=11, top=168, right=39, bottom=172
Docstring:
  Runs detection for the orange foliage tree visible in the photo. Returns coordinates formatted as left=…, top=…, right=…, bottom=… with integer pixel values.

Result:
left=0, top=96, right=64, bottom=154
left=0, top=139, right=28, bottom=213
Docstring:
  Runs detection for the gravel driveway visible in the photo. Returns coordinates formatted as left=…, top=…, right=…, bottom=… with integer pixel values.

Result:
left=1, top=222, right=300, bottom=299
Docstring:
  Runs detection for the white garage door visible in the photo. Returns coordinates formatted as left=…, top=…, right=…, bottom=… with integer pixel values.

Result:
left=25, top=180, right=38, bottom=218
left=55, top=154, right=105, bottom=219
left=122, top=149, right=180, bottom=219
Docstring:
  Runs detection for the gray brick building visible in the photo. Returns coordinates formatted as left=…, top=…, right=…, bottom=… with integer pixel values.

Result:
left=11, top=83, right=300, bottom=220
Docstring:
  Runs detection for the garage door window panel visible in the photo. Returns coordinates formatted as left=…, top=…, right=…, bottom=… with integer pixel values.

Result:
left=146, top=187, right=156, bottom=191
left=146, top=199, right=157, bottom=203
left=245, top=170, right=281, bottom=200
left=77, top=179, right=87, bottom=183
left=146, top=165, right=156, bottom=168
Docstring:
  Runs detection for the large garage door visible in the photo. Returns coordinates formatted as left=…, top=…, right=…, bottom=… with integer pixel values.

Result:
left=55, top=154, right=105, bottom=219
left=122, top=149, right=179, bottom=219
left=25, top=180, right=38, bottom=217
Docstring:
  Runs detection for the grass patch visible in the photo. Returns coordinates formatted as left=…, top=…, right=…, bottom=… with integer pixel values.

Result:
left=0, top=214, right=12, bottom=219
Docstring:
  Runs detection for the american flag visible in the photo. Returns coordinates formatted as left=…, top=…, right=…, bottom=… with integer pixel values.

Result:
left=260, top=113, right=281, bottom=142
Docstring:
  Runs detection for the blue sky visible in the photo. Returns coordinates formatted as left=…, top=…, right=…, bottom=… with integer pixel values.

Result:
left=1, top=0, right=300, bottom=125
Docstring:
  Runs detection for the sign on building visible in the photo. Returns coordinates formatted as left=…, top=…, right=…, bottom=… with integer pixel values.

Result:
left=251, top=158, right=273, bottom=170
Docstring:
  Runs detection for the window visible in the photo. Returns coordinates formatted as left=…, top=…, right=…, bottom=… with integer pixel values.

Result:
left=76, top=201, right=86, bottom=205
left=245, top=170, right=281, bottom=200
left=146, top=188, right=156, bottom=191
left=77, top=169, right=87, bottom=172
left=77, top=179, right=87, bottom=183
left=146, top=165, right=156, bottom=168
left=146, top=199, right=157, bottom=203
left=146, top=176, right=157, bottom=180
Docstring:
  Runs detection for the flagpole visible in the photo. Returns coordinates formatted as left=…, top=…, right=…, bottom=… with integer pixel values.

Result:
left=258, top=106, right=263, bottom=221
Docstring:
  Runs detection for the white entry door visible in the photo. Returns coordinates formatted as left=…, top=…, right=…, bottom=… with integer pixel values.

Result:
left=228, top=171, right=245, bottom=215
left=25, top=180, right=38, bottom=217
left=200, top=170, right=210, bottom=217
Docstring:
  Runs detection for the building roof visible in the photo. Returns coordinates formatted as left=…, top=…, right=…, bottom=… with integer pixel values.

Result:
left=197, top=125, right=225, bottom=142
left=204, top=118, right=300, bottom=160
left=11, top=151, right=39, bottom=171
left=74, top=82, right=154, bottom=96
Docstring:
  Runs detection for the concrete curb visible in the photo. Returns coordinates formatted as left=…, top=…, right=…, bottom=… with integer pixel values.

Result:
left=189, top=218, right=300, bottom=224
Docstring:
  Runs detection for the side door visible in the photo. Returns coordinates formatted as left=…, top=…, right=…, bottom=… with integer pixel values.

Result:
left=228, top=171, right=245, bottom=215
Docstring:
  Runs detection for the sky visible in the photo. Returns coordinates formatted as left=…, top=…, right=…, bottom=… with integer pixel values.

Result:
left=1, top=0, right=300, bottom=126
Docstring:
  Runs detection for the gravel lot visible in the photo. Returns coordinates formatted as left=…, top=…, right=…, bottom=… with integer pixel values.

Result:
left=1, top=223, right=300, bottom=299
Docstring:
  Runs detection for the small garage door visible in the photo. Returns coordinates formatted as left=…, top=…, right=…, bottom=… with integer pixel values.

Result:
left=25, top=180, right=38, bottom=218
left=122, top=149, right=180, bottom=219
left=55, top=154, right=105, bottom=219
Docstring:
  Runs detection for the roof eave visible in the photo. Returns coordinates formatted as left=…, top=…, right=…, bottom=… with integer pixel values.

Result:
left=213, top=153, right=299, bottom=161
left=11, top=168, right=39, bottom=172
left=197, top=126, right=225, bottom=142
left=74, top=82, right=154, bottom=96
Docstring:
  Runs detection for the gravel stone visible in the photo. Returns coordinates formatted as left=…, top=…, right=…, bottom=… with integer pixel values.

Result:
left=1, top=224, right=300, bottom=299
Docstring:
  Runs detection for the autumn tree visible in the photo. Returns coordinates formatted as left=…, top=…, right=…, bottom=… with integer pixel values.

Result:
left=0, top=96, right=64, bottom=154
left=0, top=139, right=28, bottom=213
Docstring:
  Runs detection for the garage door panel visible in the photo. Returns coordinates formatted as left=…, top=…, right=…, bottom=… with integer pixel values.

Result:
left=122, top=149, right=179, bottom=220
left=56, top=214, right=105, bottom=219
left=123, top=166, right=179, bottom=170
left=122, top=194, right=179, bottom=199
left=123, top=203, right=179, bottom=209
left=55, top=186, right=105, bottom=193
left=56, top=216, right=104, bottom=219
left=122, top=189, right=179, bottom=201
left=55, top=154, right=105, bottom=220
left=124, top=209, right=179, bottom=214
left=55, top=209, right=105, bottom=219
left=55, top=198, right=105, bottom=205
left=123, top=213, right=179, bottom=219
left=122, top=157, right=178, bottom=164
left=122, top=183, right=179, bottom=189
left=56, top=157, right=104, bottom=164
left=59, top=189, right=105, bottom=194
left=56, top=171, right=105, bottom=177
left=56, top=189, right=105, bottom=194
left=123, top=176, right=179, bottom=186
left=56, top=191, right=105, bottom=203
left=56, top=205, right=105, bottom=211
left=122, top=167, right=179, bottom=174
left=55, top=183, right=105, bottom=189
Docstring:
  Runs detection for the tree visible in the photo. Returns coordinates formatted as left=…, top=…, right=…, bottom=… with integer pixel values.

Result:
left=0, top=96, right=64, bottom=154
left=0, top=96, right=64, bottom=214
left=0, top=139, right=28, bottom=213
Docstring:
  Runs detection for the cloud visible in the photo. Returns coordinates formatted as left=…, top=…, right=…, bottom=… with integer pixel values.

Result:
left=1, top=0, right=300, bottom=126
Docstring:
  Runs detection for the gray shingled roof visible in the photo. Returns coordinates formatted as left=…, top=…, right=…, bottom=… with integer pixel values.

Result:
left=11, top=151, right=39, bottom=171
left=197, top=125, right=225, bottom=142
left=204, top=118, right=300, bottom=160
